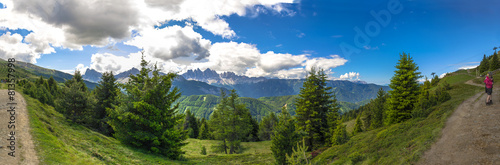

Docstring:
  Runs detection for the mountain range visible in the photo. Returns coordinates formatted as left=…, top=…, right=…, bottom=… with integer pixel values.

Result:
left=82, top=67, right=390, bottom=103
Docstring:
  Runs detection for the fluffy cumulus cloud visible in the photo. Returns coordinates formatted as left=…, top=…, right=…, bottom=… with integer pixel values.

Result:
left=339, top=72, right=360, bottom=80
left=304, top=55, right=348, bottom=71
left=0, top=32, right=54, bottom=63
left=12, top=0, right=139, bottom=46
left=125, top=25, right=211, bottom=61
left=90, top=52, right=142, bottom=74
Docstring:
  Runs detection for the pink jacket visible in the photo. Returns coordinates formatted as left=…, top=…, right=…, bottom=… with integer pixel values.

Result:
left=485, top=76, right=493, bottom=88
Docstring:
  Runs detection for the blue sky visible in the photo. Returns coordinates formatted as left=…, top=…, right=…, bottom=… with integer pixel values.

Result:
left=0, top=0, right=499, bottom=85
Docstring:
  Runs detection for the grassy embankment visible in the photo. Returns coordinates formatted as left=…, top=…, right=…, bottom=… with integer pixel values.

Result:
left=314, top=69, right=490, bottom=164
left=24, top=93, right=274, bottom=164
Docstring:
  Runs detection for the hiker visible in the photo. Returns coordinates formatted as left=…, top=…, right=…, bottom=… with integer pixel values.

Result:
left=484, top=72, right=493, bottom=105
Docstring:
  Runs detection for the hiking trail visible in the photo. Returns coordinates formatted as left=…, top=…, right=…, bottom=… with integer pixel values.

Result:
left=0, top=90, right=38, bottom=165
left=418, top=80, right=500, bottom=164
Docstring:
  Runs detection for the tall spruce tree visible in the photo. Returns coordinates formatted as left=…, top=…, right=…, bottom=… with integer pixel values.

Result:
left=92, top=71, right=119, bottom=135
left=294, top=68, right=339, bottom=150
left=258, top=112, right=278, bottom=141
left=370, top=88, right=386, bottom=129
left=107, top=55, right=187, bottom=159
left=271, top=106, right=299, bottom=165
left=209, top=89, right=253, bottom=154
left=387, top=52, right=422, bottom=124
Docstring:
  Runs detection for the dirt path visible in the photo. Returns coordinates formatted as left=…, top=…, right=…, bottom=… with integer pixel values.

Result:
left=0, top=90, right=38, bottom=165
left=418, top=83, right=500, bottom=164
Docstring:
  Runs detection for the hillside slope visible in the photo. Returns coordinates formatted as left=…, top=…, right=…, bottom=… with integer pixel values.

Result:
left=313, top=70, right=484, bottom=164
left=176, top=94, right=362, bottom=120
left=418, top=76, right=500, bottom=164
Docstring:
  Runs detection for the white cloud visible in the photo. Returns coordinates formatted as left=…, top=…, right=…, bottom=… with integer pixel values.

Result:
left=125, top=25, right=211, bottom=61
left=0, top=32, right=53, bottom=63
left=90, top=52, right=142, bottom=74
left=258, top=51, right=306, bottom=72
left=339, top=72, right=360, bottom=80
left=304, top=55, right=348, bottom=71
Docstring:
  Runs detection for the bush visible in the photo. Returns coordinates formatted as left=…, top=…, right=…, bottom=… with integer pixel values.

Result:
left=348, top=152, right=364, bottom=164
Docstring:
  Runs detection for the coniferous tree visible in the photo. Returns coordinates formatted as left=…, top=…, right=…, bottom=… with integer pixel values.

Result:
left=480, top=54, right=489, bottom=73
left=198, top=118, right=210, bottom=140
left=331, top=120, right=349, bottom=145
left=370, top=88, right=387, bottom=129
left=386, top=52, right=422, bottom=124
left=271, top=106, right=299, bottom=165
left=107, top=55, right=187, bottom=159
left=490, top=52, right=500, bottom=71
left=92, top=71, right=119, bottom=135
left=47, top=76, right=60, bottom=97
left=353, top=115, right=363, bottom=135
left=294, top=68, right=339, bottom=150
left=55, top=70, right=94, bottom=124
left=183, top=110, right=200, bottom=138
left=258, top=112, right=278, bottom=141
left=209, top=89, right=253, bottom=154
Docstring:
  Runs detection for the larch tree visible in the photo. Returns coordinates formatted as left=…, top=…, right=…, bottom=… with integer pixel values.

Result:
left=386, top=52, right=422, bottom=124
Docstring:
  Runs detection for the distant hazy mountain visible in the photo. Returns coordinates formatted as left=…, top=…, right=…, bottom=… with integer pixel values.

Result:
left=82, top=68, right=102, bottom=83
left=182, top=68, right=266, bottom=85
left=220, top=79, right=390, bottom=103
left=81, top=67, right=389, bottom=102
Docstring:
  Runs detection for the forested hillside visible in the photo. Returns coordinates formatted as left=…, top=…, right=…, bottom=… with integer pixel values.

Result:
left=176, top=94, right=363, bottom=121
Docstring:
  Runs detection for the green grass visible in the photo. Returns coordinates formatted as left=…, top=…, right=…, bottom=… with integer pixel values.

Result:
left=313, top=72, right=483, bottom=164
left=25, top=93, right=275, bottom=164
left=184, top=139, right=275, bottom=164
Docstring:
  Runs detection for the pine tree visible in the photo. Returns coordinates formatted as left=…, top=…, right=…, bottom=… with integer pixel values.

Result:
left=386, top=52, right=422, bottom=124
left=209, top=89, right=253, bottom=154
left=353, top=115, right=363, bottom=135
left=107, top=55, right=187, bottom=159
left=331, top=120, right=349, bottom=145
left=294, top=68, right=339, bottom=150
left=370, top=88, right=386, bottom=129
left=480, top=54, right=489, bottom=73
left=258, top=112, right=278, bottom=141
left=198, top=118, right=210, bottom=140
left=55, top=72, right=94, bottom=124
left=47, top=76, right=60, bottom=97
left=271, top=106, right=299, bottom=165
left=183, top=110, right=200, bottom=138
left=92, top=71, right=119, bottom=135
left=490, top=52, right=500, bottom=71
